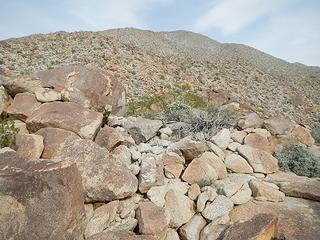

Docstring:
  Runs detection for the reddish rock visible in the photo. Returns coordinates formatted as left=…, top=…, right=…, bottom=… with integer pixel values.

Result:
left=249, top=180, right=285, bottom=202
left=287, top=125, right=315, bottom=147
left=244, top=133, right=272, bottom=152
left=95, top=126, right=135, bottom=151
left=15, top=133, right=44, bottom=159
left=57, top=138, right=138, bottom=202
left=36, top=65, right=127, bottom=115
left=225, top=153, right=253, bottom=174
left=237, top=145, right=278, bottom=174
left=222, top=214, right=278, bottom=240
left=0, top=151, right=85, bottom=240
left=163, top=152, right=185, bottom=179
left=6, top=92, right=41, bottom=121
left=230, top=198, right=320, bottom=240
left=175, top=138, right=208, bottom=161
left=26, top=102, right=103, bottom=139
left=136, top=201, right=168, bottom=237
left=36, top=127, right=79, bottom=159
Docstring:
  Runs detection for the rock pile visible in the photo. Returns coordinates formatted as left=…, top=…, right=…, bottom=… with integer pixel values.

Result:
left=0, top=67, right=319, bottom=240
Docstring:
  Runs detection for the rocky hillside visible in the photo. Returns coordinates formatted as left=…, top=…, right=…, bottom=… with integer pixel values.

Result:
left=0, top=28, right=320, bottom=127
left=0, top=66, right=320, bottom=240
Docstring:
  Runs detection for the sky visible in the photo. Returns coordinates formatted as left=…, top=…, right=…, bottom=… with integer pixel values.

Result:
left=1, top=0, right=319, bottom=66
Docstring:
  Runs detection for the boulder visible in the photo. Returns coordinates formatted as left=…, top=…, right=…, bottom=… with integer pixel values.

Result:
left=211, top=128, right=232, bottom=149
left=182, top=152, right=226, bottom=186
left=147, top=180, right=189, bottom=207
left=0, top=86, right=11, bottom=115
left=111, top=145, right=132, bottom=167
left=175, top=138, right=208, bottom=161
left=56, top=138, right=138, bottom=202
left=231, top=131, right=247, bottom=144
left=200, top=223, right=230, bottom=240
left=264, top=117, right=295, bottom=135
left=95, top=126, right=135, bottom=151
left=230, top=198, right=320, bottom=240
left=13, top=119, right=29, bottom=134
left=163, top=152, right=185, bottom=179
left=287, top=125, right=315, bottom=147
left=196, top=187, right=217, bottom=213
left=249, top=180, right=285, bottom=202
left=244, top=133, right=272, bottom=152
left=237, top=145, right=278, bottom=174
left=225, top=153, right=253, bottom=174
left=26, top=102, right=103, bottom=139
left=206, top=142, right=226, bottom=159
left=139, top=154, right=164, bottom=193
left=227, top=142, right=241, bottom=152
left=6, top=92, right=40, bottom=121
left=222, top=214, right=277, bottom=240
left=265, top=171, right=320, bottom=201
left=238, top=113, right=263, bottom=129
left=124, top=117, right=162, bottom=144
left=136, top=201, right=168, bottom=238
left=221, top=182, right=252, bottom=205
left=0, top=152, right=85, bottom=240
left=202, top=195, right=234, bottom=221
left=164, top=189, right=195, bottom=228
left=165, top=229, right=180, bottom=240
left=36, top=65, right=127, bottom=115
left=35, top=88, right=61, bottom=102
left=179, top=214, right=207, bottom=240
left=0, top=74, right=43, bottom=96
left=36, top=127, right=79, bottom=159
left=15, top=133, right=44, bottom=159
left=182, top=155, right=218, bottom=186
left=86, top=231, right=156, bottom=240
left=85, top=201, right=119, bottom=238
left=188, top=183, right=201, bottom=201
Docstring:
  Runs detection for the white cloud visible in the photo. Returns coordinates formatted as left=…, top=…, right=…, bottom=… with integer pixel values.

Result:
left=64, top=0, right=174, bottom=30
left=192, top=0, right=286, bottom=35
left=247, top=12, right=320, bottom=66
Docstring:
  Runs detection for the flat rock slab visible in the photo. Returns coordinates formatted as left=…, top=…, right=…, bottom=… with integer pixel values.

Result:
left=222, top=214, right=277, bottom=240
left=36, top=65, right=127, bottom=115
left=36, top=127, right=80, bottom=159
left=6, top=92, right=41, bottom=121
left=57, top=138, right=138, bottom=202
left=26, top=101, right=103, bottom=139
left=237, top=145, right=278, bottom=174
left=230, top=198, right=320, bottom=240
left=86, top=231, right=156, bottom=240
left=0, top=151, right=85, bottom=240
left=124, top=117, right=162, bottom=144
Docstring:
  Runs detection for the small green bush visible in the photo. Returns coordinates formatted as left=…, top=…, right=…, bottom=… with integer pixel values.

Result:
left=0, top=114, right=19, bottom=148
left=275, top=144, right=320, bottom=178
left=311, top=127, right=320, bottom=146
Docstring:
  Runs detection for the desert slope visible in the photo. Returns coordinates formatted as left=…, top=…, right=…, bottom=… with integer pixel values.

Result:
left=0, top=28, right=319, bottom=126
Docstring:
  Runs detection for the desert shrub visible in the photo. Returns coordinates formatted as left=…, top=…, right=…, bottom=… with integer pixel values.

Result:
left=0, top=114, right=19, bottom=148
left=311, top=127, right=320, bottom=146
left=126, top=83, right=207, bottom=117
left=161, top=101, right=239, bottom=140
left=275, top=144, right=320, bottom=178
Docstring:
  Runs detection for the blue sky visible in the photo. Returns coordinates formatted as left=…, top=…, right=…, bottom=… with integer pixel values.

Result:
left=1, top=0, right=319, bottom=66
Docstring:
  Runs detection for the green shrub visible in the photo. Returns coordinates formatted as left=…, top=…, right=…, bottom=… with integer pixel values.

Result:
left=311, top=127, right=320, bottom=146
left=0, top=114, right=19, bottom=148
left=275, top=144, right=320, bottom=178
